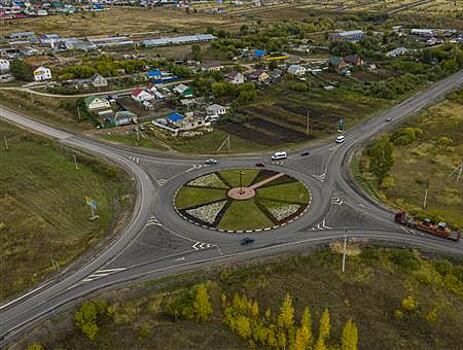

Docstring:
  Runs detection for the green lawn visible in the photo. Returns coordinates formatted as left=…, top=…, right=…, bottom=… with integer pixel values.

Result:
left=217, top=200, right=273, bottom=230
left=0, top=121, right=132, bottom=300
left=256, top=182, right=310, bottom=204
left=357, top=98, right=463, bottom=228
left=218, top=169, right=259, bottom=187
left=175, top=187, right=227, bottom=209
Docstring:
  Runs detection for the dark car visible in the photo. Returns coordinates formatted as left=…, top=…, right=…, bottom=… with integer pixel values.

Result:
left=300, top=151, right=310, bottom=156
left=240, top=237, right=255, bottom=246
left=205, top=158, right=217, bottom=165
left=255, top=162, right=265, bottom=167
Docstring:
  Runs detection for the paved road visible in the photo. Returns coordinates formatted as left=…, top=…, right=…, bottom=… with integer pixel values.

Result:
left=1, top=70, right=463, bottom=347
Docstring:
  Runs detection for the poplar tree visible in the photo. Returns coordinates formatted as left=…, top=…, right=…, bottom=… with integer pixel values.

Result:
left=278, top=293, right=295, bottom=330
left=341, top=319, right=358, bottom=350
left=193, top=284, right=213, bottom=321
left=314, top=309, right=331, bottom=350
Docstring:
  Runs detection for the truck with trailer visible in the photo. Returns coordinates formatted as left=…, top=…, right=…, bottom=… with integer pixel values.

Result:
left=394, top=211, right=461, bottom=241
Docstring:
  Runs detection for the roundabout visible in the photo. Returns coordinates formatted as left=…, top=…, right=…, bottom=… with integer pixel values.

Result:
left=174, top=168, right=311, bottom=232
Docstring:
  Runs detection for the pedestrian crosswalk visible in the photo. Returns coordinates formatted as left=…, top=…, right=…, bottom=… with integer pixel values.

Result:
left=81, top=267, right=126, bottom=283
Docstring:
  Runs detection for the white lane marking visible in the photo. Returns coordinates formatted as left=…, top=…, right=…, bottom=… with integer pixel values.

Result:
left=157, top=178, right=167, bottom=186
left=192, top=242, right=215, bottom=251
left=313, top=173, right=326, bottom=182
left=81, top=267, right=127, bottom=283
left=175, top=256, right=186, bottom=261
left=0, top=280, right=55, bottom=311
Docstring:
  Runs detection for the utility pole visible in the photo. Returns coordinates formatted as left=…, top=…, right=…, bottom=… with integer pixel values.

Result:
left=422, top=179, right=429, bottom=209
left=342, top=230, right=348, bottom=273
left=449, top=160, right=463, bottom=182
left=77, top=106, right=81, bottom=121
left=73, top=154, right=79, bottom=170
left=3, top=135, right=8, bottom=151
left=136, top=127, right=140, bottom=142
left=306, top=110, right=310, bottom=136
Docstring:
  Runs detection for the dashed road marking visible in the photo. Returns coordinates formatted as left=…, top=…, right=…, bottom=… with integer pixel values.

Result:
left=81, top=267, right=126, bottom=283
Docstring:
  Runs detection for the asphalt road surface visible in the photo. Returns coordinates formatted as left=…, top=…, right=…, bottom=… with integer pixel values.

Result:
left=1, top=70, right=463, bottom=347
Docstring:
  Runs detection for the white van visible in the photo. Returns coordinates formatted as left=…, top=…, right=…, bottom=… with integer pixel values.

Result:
left=271, top=151, right=287, bottom=161
left=335, top=135, right=345, bottom=144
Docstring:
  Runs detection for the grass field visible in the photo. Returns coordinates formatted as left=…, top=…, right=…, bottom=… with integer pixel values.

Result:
left=175, top=187, right=227, bottom=210
left=257, top=181, right=310, bottom=204
left=356, top=98, right=463, bottom=228
left=218, top=200, right=273, bottom=230
left=0, top=121, right=132, bottom=300
left=1, top=8, right=229, bottom=37
left=16, top=247, right=463, bottom=350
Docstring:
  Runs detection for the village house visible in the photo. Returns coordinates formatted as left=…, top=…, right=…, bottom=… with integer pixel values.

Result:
left=0, top=59, right=10, bottom=72
left=131, top=88, right=154, bottom=103
left=386, top=47, right=408, bottom=58
left=343, top=54, right=364, bottom=67
left=202, top=61, right=224, bottom=72
left=146, top=69, right=162, bottom=80
left=84, top=96, right=111, bottom=111
left=112, top=110, right=137, bottom=126
left=227, top=71, right=245, bottom=84
left=330, top=30, right=364, bottom=42
left=91, top=74, right=108, bottom=88
left=173, top=84, right=194, bottom=98
left=247, top=69, right=270, bottom=83
left=269, top=69, right=283, bottom=83
left=33, top=66, right=52, bottom=81
left=152, top=111, right=211, bottom=136
left=206, top=104, right=227, bottom=120
left=329, top=56, right=349, bottom=73
left=287, top=64, right=306, bottom=76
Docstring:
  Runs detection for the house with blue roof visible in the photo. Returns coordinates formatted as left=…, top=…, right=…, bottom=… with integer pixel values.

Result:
left=167, top=112, right=185, bottom=123
left=254, top=49, right=267, bottom=58
left=146, top=69, right=162, bottom=80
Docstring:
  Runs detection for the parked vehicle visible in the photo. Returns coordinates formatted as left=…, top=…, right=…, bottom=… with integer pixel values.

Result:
left=300, top=151, right=310, bottom=156
left=240, top=237, right=255, bottom=245
left=271, top=151, right=287, bottom=161
left=255, top=162, right=265, bottom=167
left=205, top=158, right=217, bottom=165
left=386, top=117, right=392, bottom=122
left=395, top=211, right=461, bottom=241
left=335, top=135, right=345, bottom=144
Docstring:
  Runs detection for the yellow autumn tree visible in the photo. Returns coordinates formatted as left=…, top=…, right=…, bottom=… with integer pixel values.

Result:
left=193, top=283, right=213, bottom=321
left=278, top=293, right=295, bottom=330
left=294, top=307, right=314, bottom=350
left=341, top=319, right=358, bottom=350
left=314, top=309, right=331, bottom=350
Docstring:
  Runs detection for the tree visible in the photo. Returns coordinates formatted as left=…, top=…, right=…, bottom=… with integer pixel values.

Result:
left=341, top=319, right=358, bottom=350
left=437, top=136, right=453, bottom=149
left=368, top=136, right=394, bottom=186
left=315, top=309, right=331, bottom=350
left=193, top=283, right=213, bottom=321
left=26, top=343, right=44, bottom=350
left=74, top=300, right=112, bottom=340
left=234, top=315, right=252, bottom=338
left=278, top=293, right=295, bottom=330
left=191, top=44, right=202, bottom=61
left=10, top=59, right=34, bottom=81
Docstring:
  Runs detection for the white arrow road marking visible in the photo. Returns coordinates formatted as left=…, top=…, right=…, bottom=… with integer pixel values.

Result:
left=129, top=156, right=140, bottom=164
left=146, top=215, right=162, bottom=226
left=311, top=218, right=332, bottom=231
left=192, top=241, right=215, bottom=251
left=186, top=164, right=206, bottom=173
left=331, top=197, right=344, bottom=206
left=157, top=178, right=168, bottom=186
left=81, top=267, right=126, bottom=282
left=313, top=173, right=326, bottom=182
left=175, top=256, right=186, bottom=261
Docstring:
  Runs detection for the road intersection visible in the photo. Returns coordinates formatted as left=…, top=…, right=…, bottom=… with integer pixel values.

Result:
left=1, top=69, right=463, bottom=347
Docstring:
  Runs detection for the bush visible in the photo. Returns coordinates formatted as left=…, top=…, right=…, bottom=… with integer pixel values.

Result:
left=389, top=250, right=421, bottom=271
left=105, top=166, right=119, bottom=178
left=401, top=296, right=418, bottom=311
left=74, top=300, right=113, bottom=340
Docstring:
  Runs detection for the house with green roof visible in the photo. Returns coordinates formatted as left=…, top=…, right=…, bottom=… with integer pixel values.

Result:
left=84, top=96, right=111, bottom=111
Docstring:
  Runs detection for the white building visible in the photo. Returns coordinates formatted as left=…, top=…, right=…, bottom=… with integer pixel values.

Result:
left=84, top=96, right=111, bottom=111
left=131, top=88, right=154, bottom=102
left=287, top=64, right=306, bottom=76
left=227, top=71, right=245, bottom=84
left=33, top=66, right=52, bottom=81
left=0, top=59, right=10, bottom=72
left=206, top=104, right=227, bottom=120
left=386, top=47, right=408, bottom=58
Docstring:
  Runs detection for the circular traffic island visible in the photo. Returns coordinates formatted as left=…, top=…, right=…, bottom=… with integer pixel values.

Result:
left=174, top=169, right=311, bottom=232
